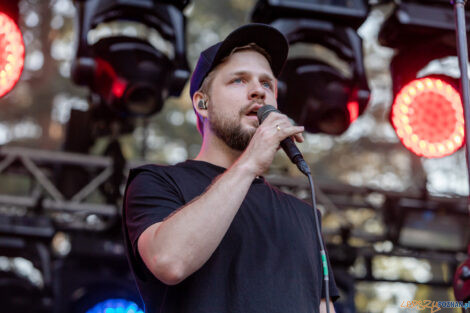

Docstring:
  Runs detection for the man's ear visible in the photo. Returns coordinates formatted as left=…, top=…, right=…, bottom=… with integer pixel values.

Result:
left=193, top=91, right=209, bottom=120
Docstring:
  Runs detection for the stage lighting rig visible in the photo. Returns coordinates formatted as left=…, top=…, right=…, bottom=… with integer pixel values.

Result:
left=0, top=0, right=24, bottom=99
left=379, top=0, right=467, bottom=158
left=71, top=0, right=190, bottom=118
left=252, top=0, right=371, bottom=135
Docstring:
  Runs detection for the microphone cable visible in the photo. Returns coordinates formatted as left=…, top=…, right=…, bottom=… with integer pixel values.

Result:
left=257, top=105, right=331, bottom=312
left=301, top=164, right=331, bottom=313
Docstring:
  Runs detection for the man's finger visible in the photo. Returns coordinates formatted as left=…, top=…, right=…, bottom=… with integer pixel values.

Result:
left=279, top=125, right=304, bottom=138
left=292, top=133, right=304, bottom=143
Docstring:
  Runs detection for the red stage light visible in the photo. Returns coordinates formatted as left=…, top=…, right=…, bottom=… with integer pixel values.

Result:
left=0, top=11, right=24, bottom=98
left=112, top=79, right=127, bottom=98
left=391, top=77, right=465, bottom=158
left=347, top=100, right=359, bottom=123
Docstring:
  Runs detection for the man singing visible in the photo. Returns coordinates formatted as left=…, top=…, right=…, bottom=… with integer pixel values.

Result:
left=123, top=23, right=339, bottom=313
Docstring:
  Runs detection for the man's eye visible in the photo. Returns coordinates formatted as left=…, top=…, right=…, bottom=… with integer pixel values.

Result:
left=233, top=78, right=243, bottom=83
left=262, top=82, right=272, bottom=89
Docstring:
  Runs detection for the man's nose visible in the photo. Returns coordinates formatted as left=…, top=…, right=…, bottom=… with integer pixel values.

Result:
left=248, top=82, right=266, bottom=101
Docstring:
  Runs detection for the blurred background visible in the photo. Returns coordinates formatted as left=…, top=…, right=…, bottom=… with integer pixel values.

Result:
left=0, top=0, right=469, bottom=312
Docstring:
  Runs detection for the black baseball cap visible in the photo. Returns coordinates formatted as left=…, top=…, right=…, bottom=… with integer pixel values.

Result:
left=189, top=23, right=289, bottom=99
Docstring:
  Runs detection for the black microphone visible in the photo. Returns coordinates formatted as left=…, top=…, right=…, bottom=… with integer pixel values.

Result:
left=257, top=105, right=310, bottom=175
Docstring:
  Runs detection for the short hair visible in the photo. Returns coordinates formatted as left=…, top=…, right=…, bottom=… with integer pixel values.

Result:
left=194, top=43, right=272, bottom=136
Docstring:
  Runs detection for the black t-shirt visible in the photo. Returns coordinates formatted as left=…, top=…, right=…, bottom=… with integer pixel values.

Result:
left=123, top=160, right=339, bottom=313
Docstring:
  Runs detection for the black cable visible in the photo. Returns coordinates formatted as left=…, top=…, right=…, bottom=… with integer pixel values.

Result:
left=301, top=164, right=331, bottom=313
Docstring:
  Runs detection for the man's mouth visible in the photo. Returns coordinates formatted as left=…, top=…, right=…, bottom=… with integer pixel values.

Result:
left=246, top=110, right=258, bottom=117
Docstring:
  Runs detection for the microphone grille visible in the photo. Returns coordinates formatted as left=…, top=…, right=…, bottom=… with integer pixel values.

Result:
left=257, top=105, right=279, bottom=123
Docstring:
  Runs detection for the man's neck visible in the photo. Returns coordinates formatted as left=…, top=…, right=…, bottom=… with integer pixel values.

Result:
left=194, top=133, right=242, bottom=169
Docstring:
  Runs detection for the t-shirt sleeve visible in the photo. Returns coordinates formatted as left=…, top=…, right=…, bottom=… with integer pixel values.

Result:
left=125, top=168, right=185, bottom=254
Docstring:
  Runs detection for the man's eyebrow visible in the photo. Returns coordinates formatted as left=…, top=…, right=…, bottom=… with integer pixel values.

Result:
left=229, top=71, right=274, bottom=81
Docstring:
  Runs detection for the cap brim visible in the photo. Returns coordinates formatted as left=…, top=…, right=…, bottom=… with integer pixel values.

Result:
left=212, top=23, right=288, bottom=77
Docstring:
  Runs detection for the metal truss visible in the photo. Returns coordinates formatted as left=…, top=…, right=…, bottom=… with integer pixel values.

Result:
left=0, top=147, right=116, bottom=215
left=0, top=146, right=467, bottom=289
left=267, top=174, right=469, bottom=288
left=0, top=146, right=148, bottom=232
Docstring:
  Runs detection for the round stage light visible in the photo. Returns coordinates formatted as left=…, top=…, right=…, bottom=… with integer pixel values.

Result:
left=391, top=77, right=465, bottom=158
left=85, top=298, right=144, bottom=313
left=0, top=11, right=24, bottom=98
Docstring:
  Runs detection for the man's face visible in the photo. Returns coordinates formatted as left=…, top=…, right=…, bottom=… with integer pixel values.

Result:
left=206, top=50, right=277, bottom=151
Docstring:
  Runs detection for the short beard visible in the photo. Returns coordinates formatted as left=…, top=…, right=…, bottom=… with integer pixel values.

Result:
left=208, top=104, right=255, bottom=151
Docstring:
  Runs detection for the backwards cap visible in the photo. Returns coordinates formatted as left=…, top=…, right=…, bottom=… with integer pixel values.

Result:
left=189, top=23, right=289, bottom=99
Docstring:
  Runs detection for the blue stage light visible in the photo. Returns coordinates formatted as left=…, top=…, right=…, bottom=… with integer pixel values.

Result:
left=85, top=298, right=144, bottom=313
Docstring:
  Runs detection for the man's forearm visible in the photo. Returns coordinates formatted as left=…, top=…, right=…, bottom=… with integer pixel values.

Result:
left=140, top=161, right=256, bottom=284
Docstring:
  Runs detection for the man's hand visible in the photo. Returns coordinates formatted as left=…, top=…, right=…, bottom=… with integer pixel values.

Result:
left=237, top=111, right=304, bottom=177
